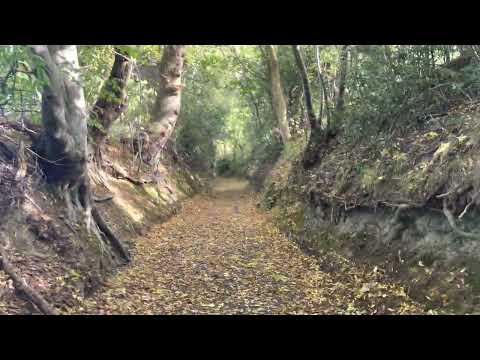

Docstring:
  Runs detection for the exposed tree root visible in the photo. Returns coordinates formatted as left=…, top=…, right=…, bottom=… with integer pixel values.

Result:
left=372, top=203, right=419, bottom=253
left=91, top=207, right=131, bottom=263
left=59, top=184, right=130, bottom=262
left=442, top=198, right=480, bottom=240
left=93, top=194, right=114, bottom=203
left=110, top=163, right=153, bottom=185
left=458, top=190, right=480, bottom=220
left=53, top=180, right=130, bottom=263
left=0, top=245, right=59, bottom=315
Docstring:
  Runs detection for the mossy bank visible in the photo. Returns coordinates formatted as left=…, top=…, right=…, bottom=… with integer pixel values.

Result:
left=261, top=102, right=480, bottom=314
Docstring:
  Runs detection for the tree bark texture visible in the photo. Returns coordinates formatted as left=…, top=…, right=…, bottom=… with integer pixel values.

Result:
left=265, top=45, right=291, bottom=144
left=29, top=45, right=89, bottom=188
left=89, top=48, right=133, bottom=158
left=28, top=45, right=130, bottom=262
left=149, top=45, right=186, bottom=166
left=292, top=45, right=317, bottom=132
left=335, top=45, right=349, bottom=113
left=291, top=45, right=326, bottom=169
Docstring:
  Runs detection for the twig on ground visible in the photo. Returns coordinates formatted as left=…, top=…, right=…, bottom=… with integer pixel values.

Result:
left=0, top=245, right=59, bottom=315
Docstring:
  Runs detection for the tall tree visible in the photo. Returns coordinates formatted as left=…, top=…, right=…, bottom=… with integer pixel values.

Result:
left=315, top=45, right=331, bottom=130
left=149, top=45, right=186, bottom=167
left=334, top=45, right=349, bottom=114
left=29, top=45, right=90, bottom=220
left=292, top=45, right=317, bottom=133
left=291, top=45, right=326, bottom=169
left=28, top=45, right=130, bottom=261
left=264, top=45, right=291, bottom=144
left=89, top=47, right=133, bottom=162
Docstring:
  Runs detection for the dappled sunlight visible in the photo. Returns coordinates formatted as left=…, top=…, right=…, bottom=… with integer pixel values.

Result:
left=109, top=180, right=145, bottom=223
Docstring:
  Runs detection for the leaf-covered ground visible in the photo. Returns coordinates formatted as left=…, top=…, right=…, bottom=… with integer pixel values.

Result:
left=70, top=178, right=427, bottom=315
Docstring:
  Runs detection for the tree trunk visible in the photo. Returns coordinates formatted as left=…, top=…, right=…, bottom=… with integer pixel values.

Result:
left=29, top=45, right=90, bottom=195
left=89, top=47, right=133, bottom=162
left=149, top=45, right=186, bottom=167
left=292, top=45, right=318, bottom=133
left=334, top=45, right=349, bottom=114
left=264, top=45, right=291, bottom=144
left=28, top=45, right=130, bottom=262
left=315, top=46, right=326, bottom=128
left=291, top=45, right=325, bottom=169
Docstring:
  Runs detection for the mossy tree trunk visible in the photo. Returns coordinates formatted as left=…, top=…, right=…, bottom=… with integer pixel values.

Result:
left=89, top=47, right=133, bottom=164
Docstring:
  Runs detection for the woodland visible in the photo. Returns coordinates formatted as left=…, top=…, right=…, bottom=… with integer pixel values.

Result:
left=1, top=45, right=480, bottom=315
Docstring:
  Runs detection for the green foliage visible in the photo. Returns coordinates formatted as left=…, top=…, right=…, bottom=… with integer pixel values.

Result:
left=2, top=44, right=478, bottom=178
left=340, top=45, right=480, bottom=139
left=0, top=45, right=43, bottom=122
left=175, top=45, right=282, bottom=177
left=78, top=45, right=116, bottom=107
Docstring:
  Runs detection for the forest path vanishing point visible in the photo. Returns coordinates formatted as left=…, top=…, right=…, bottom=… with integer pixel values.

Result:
left=71, top=178, right=426, bottom=315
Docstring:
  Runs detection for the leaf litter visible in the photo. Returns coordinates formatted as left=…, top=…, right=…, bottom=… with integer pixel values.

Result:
left=69, top=179, right=426, bottom=315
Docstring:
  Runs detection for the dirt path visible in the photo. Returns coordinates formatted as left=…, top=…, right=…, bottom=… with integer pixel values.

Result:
left=72, top=178, right=426, bottom=315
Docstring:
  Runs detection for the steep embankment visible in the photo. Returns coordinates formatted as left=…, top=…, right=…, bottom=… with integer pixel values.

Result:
left=263, top=101, right=480, bottom=314
left=0, top=120, right=202, bottom=314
